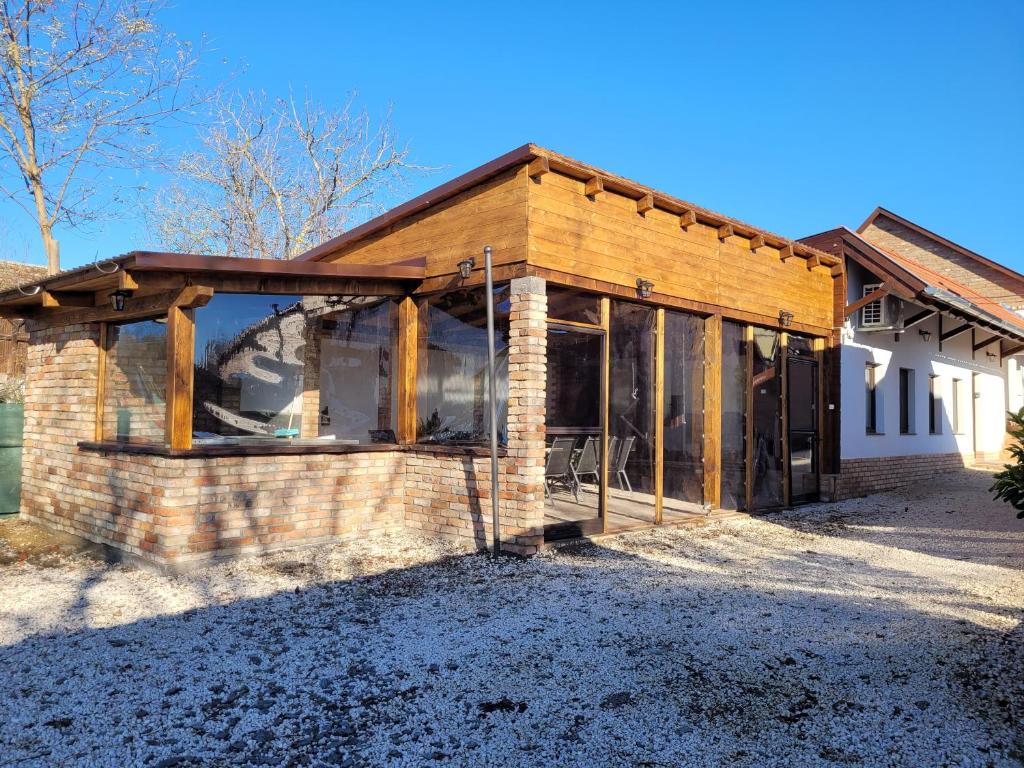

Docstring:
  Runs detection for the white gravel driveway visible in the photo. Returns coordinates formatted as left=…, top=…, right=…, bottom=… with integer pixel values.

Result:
left=1, top=469, right=1021, bottom=767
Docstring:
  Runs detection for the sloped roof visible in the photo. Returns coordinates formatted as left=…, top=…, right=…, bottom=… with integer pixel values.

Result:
left=0, top=261, right=46, bottom=292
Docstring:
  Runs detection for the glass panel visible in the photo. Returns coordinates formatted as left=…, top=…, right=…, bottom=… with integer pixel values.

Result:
left=416, top=286, right=510, bottom=445
left=316, top=298, right=397, bottom=443
left=752, top=328, right=783, bottom=509
left=544, top=327, right=604, bottom=539
left=789, top=432, right=817, bottom=502
left=788, top=358, right=819, bottom=503
left=193, top=294, right=309, bottom=440
left=663, top=311, right=704, bottom=511
left=546, top=287, right=601, bottom=325
left=103, top=319, right=167, bottom=443
left=789, top=360, right=816, bottom=433
left=788, top=334, right=814, bottom=358
left=607, top=302, right=656, bottom=529
left=720, top=321, right=747, bottom=510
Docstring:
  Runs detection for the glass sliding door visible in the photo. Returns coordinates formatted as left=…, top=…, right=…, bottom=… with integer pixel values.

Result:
left=720, top=321, right=748, bottom=510
left=751, top=327, right=784, bottom=508
left=662, top=310, right=705, bottom=515
left=544, top=324, right=605, bottom=539
left=607, top=302, right=657, bottom=529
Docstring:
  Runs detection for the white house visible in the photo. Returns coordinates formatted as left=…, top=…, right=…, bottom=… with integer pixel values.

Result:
left=802, top=209, right=1024, bottom=498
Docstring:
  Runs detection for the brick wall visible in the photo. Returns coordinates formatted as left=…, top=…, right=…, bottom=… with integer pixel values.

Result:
left=19, top=277, right=549, bottom=567
left=836, top=453, right=968, bottom=499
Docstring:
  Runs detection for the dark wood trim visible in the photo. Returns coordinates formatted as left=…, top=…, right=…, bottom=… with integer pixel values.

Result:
left=973, top=333, right=998, bottom=352
left=903, top=308, right=937, bottom=329
left=744, top=324, right=754, bottom=513
left=844, top=284, right=889, bottom=318
left=780, top=331, right=790, bottom=508
left=940, top=323, right=971, bottom=343
left=77, top=441, right=508, bottom=459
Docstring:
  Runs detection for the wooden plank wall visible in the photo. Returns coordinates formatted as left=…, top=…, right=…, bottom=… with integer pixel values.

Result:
left=321, top=166, right=530, bottom=279
left=527, top=171, right=834, bottom=331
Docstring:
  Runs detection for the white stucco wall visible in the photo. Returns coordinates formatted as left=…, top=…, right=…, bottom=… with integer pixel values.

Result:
left=842, top=262, right=1013, bottom=461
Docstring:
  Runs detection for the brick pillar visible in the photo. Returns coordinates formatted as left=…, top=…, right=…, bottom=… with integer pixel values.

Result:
left=502, top=276, right=547, bottom=555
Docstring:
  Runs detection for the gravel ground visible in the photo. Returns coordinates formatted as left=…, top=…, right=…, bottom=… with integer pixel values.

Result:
left=1, top=469, right=1022, bottom=767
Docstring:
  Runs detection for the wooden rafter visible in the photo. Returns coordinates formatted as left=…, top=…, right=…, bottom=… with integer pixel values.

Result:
left=749, top=234, right=766, bottom=251
left=636, top=193, right=654, bottom=215
left=584, top=176, right=604, bottom=198
left=903, top=308, right=936, bottom=328
left=528, top=156, right=550, bottom=179
left=844, top=284, right=889, bottom=318
left=679, top=209, right=697, bottom=230
left=41, top=290, right=94, bottom=308
left=940, top=323, right=971, bottom=343
left=973, top=334, right=998, bottom=352
left=718, top=223, right=735, bottom=241
left=779, top=244, right=795, bottom=261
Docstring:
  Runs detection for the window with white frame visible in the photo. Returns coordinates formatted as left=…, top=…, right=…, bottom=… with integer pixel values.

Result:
left=861, top=283, right=884, bottom=327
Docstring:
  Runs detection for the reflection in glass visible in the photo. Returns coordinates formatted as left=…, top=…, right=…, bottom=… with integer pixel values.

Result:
left=788, top=352, right=819, bottom=503
left=752, top=327, right=784, bottom=508
left=544, top=326, right=604, bottom=538
left=546, top=286, right=601, bottom=325
left=663, top=311, right=704, bottom=508
left=608, top=302, right=656, bottom=528
left=416, top=286, right=510, bottom=445
left=720, top=321, right=747, bottom=510
left=103, top=320, right=167, bottom=443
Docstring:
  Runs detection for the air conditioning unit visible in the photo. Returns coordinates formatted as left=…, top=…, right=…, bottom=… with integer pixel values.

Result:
left=857, top=283, right=905, bottom=332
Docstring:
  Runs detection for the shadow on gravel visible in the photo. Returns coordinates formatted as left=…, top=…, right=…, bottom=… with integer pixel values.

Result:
left=1, top=538, right=1022, bottom=768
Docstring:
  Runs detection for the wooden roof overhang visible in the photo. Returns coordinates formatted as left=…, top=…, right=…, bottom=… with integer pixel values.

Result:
left=812, top=227, right=1024, bottom=349
left=0, top=252, right=425, bottom=323
left=296, top=143, right=841, bottom=272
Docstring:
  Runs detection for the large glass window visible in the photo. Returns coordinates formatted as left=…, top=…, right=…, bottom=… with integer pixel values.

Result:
left=663, top=311, right=704, bottom=509
left=193, top=294, right=397, bottom=444
left=103, top=319, right=167, bottom=443
left=751, top=328, right=783, bottom=508
left=720, top=321, right=747, bottom=510
left=416, top=286, right=510, bottom=445
left=546, top=287, right=601, bottom=325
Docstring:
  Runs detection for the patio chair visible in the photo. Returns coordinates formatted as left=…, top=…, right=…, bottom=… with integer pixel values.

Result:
left=613, top=435, right=635, bottom=492
left=545, top=437, right=578, bottom=503
left=572, top=436, right=601, bottom=490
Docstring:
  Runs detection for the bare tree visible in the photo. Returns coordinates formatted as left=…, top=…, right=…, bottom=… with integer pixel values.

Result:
left=0, top=0, right=202, bottom=273
left=150, top=91, right=418, bottom=260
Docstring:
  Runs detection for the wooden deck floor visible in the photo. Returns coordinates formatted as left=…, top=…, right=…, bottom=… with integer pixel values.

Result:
left=543, top=486, right=707, bottom=539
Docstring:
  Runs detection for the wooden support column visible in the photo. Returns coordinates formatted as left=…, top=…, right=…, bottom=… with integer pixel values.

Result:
left=781, top=331, right=790, bottom=508
left=397, top=296, right=418, bottom=443
left=654, top=308, right=665, bottom=524
left=744, top=325, right=754, bottom=512
left=165, top=305, right=196, bottom=451
left=814, top=336, right=826, bottom=490
left=703, top=313, right=722, bottom=509
left=600, top=297, right=612, bottom=533
left=95, top=323, right=108, bottom=441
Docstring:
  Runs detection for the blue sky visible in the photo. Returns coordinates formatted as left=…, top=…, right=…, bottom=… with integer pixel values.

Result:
left=4, top=0, right=1022, bottom=272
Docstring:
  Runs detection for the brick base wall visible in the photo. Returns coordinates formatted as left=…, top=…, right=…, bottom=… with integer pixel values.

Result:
left=837, top=453, right=968, bottom=499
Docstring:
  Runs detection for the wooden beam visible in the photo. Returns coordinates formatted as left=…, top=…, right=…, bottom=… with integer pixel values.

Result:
left=654, top=308, right=665, bottom=525
left=584, top=176, right=604, bottom=198
left=779, top=244, right=795, bottom=261
left=95, top=323, right=107, bottom=442
left=718, top=223, right=735, bottom=241
left=55, top=285, right=214, bottom=325
left=903, top=308, right=936, bottom=329
left=749, top=234, right=767, bottom=251
left=703, top=314, right=722, bottom=509
left=807, top=254, right=823, bottom=270
left=165, top=305, right=195, bottom=451
left=118, top=271, right=139, bottom=292
left=973, top=334, right=998, bottom=352
left=940, top=323, right=971, bottom=343
left=41, top=290, right=95, bottom=308
left=679, top=209, right=697, bottom=230
left=744, top=324, right=754, bottom=513
left=844, top=284, right=889, bottom=319
left=528, top=156, right=550, bottom=179
left=397, top=297, right=418, bottom=443
left=636, top=193, right=654, bottom=215
left=780, top=332, right=790, bottom=508
left=1000, top=341, right=1024, bottom=360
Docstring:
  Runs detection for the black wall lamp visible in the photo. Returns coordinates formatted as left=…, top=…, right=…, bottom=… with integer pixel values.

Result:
left=636, top=277, right=654, bottom=299
left=919, top=329, right=932, bottom=342
left=778, top=309, right=794, bottom=327
left=110, top=290, right=131, bottom=312
left=457, top=257, right=475, bottom=280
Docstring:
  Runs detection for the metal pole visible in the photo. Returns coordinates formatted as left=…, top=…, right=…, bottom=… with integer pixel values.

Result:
left=484, top=245, right=501, bottom=558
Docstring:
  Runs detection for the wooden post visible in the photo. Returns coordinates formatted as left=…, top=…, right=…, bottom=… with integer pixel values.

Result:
left=95, top=323, right=107, bottom=441
left=702, top=314, right=722, bottom=509
left=814, top=335, right=826, bottom=494
left=600, top=296, right=611, bottom=533
left=165, top=305, right=195, bottom=451
left=654, top=307, right=665, bottom=524
left=744, top=324, right=754, bottom=512
left=397, top=296, right=418, bottom=443
left=780, top=331, right=790, bottom=507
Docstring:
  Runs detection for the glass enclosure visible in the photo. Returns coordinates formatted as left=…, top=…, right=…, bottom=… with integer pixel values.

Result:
left=192, top=294, right=398, bottom=444
left=720, top=321, right=747, bottom=510
left=416, top=285, right=510, bottom=445
left=103, top=319, right=168, bottom=443
left=546, top=287, right=602, bottom=325
left=751, top=328, right=784, bottom=508
left=663, top=311, right=704, bottom=510
left=787, top=334, right=819, bottom=503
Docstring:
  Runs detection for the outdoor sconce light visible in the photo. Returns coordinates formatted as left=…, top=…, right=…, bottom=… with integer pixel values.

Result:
left=110, top=290, right=130, bottom=312
left=457, top=257, right=475, bottom=280
left=636, top=277, right=654, bottom=299
left=987, top=351, right=998, bottom=361
left=919, top=329, right=932, bottom=342
left=778, top=309, right=794, bottom=327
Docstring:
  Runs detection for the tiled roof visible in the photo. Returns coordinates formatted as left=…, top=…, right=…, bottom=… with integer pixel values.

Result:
left=0, top=261, right=46, bottom=292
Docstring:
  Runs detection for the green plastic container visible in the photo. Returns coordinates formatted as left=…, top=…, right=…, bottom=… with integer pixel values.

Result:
left=0, top=403, right=24, bottom=516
